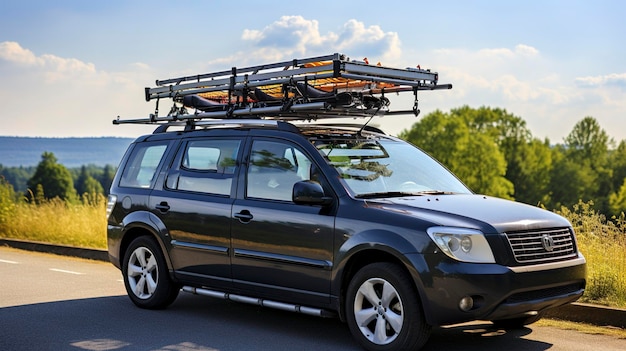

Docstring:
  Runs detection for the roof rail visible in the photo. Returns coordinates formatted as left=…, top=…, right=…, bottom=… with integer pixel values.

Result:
left=114, top=53, right=452, bottom=126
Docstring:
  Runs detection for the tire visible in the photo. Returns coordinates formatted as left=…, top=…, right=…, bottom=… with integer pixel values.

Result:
left=346, top=262, right=431, bottom=351
left=122, top=236, right=180, bottom=309
left=492, top=312, right=544, bottom=329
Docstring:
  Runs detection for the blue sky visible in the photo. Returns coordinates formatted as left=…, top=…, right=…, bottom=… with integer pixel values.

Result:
left=1, top=0, right=624, bottom=143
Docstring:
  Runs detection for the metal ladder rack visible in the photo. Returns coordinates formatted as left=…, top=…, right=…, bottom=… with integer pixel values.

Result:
left=114, top=53, right=452, bottom=126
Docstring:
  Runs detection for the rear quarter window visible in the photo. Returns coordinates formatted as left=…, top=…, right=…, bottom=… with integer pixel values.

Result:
left=119, top=142, right=169, bottom=188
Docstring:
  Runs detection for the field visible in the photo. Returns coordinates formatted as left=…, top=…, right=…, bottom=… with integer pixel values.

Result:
left=0, top=190, right=624, bottom=308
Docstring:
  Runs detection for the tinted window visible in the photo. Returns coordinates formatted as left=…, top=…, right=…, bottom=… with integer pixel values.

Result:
left=246, top=140, right=313, bottom=201
left=166, top=139, right=240, bottom=196
left=119, top=142, right=168, bottom=188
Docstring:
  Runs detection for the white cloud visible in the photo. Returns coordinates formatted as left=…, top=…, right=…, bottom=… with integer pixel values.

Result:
left=515, top=44, right=540, bottom=57
left=575, top=73, right=626, bottom=88
left=0, top=41, right=97, bottom=82
left=0, top=41, right=38, bottom=65
left=474, top=43, right=540, bottom=61
left=0, top=41, right=156, bottom=137
left=240, top=17, right=401, bottom=63
left=241, top=16, right=336, bottom=57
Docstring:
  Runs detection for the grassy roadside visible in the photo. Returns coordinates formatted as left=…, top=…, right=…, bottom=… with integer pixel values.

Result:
left=537, top=319, right=626, bottom=339
left=0, top=197, right=106, bottom=249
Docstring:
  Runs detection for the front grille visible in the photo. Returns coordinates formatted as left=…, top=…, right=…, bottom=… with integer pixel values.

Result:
left=505, top=227, right=577, bottom=264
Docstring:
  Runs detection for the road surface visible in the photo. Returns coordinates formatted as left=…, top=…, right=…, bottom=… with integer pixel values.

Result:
left=1, top=246, right=624, bottom=351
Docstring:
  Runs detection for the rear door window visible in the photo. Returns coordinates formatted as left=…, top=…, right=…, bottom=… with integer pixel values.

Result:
left=166, top=139, right=241, bottom=196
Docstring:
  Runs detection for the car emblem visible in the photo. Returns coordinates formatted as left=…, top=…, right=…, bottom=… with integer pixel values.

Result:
left=541, top=234, right=555, bottom=252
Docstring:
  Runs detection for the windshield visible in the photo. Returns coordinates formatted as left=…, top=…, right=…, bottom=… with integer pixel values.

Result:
left=316, top=137, right=471, bottom=198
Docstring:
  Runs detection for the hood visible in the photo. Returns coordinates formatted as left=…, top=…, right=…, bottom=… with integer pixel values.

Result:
left=368, top=194, right=571, bottom=233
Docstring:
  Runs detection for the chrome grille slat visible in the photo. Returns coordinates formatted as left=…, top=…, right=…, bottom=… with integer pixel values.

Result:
left=505, top=228, right=577, bottom=264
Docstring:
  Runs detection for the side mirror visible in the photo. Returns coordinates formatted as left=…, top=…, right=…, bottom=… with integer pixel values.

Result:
left=293, top=180, right=333, bottom=206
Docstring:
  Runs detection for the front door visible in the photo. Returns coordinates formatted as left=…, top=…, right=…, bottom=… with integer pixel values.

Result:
left=231, top=138, right=335, bottom=305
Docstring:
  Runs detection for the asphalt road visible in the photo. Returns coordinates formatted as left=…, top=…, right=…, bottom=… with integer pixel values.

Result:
left=1, top=246, right=624, bottom=351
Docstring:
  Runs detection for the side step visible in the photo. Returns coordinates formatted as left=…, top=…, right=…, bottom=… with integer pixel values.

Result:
left=182, top=286, right=337, bottom=318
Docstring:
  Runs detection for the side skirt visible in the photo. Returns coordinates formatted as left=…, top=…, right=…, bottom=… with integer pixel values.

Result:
left=181, top=286, right=337, bottom=318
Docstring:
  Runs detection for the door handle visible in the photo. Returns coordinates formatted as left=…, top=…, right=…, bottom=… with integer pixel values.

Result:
left=155, top=202, right=170, bottom=213
left=234, top=210, right=253, bottom=223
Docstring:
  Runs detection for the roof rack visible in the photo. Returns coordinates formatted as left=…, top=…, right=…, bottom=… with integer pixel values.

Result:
left=113, top=53, right=452, bottom=126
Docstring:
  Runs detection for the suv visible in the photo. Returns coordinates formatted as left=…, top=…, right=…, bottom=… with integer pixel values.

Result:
left=107, top=54, right=586, bottom=351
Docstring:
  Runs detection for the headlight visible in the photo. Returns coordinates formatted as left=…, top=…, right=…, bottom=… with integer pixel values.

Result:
left=427, top=227, right=495, bottom=263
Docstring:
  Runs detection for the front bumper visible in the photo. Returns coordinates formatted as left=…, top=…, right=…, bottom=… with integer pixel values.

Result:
left=409, top=253, right=587, bottom=326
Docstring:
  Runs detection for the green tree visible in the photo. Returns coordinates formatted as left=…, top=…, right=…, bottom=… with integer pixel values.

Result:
left=0, top=176, right=17, bottom=226
left=27, top=152, right=77, bottom=202
left=510, top=138, right=553, bottom=206
left=400, top=106, right=513, bottom=198
left=0, top=165, right=34, bottom=193
left=609, top=141, right=626, bottom=195
left=100, top=164, right=115, bottom=194
left=609, top=179, right=626, bottom=215
left=564, top=116, right=613, bottom=168
left=549, top=145, right=596, bottom=209
left=562, top=116, right=613, bottom=213
left=75, top=166, right=90, bottom=196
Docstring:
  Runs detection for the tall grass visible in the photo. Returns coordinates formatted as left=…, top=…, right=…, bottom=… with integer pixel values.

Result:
left=556, top=201, right=626, bottom=308
left=0, top=180, right=106, bottom=249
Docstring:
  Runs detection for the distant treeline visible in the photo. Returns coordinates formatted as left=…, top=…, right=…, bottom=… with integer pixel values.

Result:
left=0, top=159, right=116, bottom=199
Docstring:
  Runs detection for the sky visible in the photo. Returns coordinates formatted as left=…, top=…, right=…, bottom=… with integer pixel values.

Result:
left=1, top=0, right=625, bottom=144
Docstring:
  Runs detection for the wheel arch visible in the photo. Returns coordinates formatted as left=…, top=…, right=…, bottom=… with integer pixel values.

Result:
left=333, top=230, right=430, bottom=323
left=118, top=211, right=174, bottom=273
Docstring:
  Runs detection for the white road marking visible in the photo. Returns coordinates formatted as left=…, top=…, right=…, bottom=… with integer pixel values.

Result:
left=50, top=268, right=84, bottom=275
left=0, top=259, right=19, bottom=264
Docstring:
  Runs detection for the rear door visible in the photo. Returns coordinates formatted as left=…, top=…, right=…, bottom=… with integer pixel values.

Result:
left=231, top=137, right=335, bottom=305
left=150, top=137, right=242, bottom=288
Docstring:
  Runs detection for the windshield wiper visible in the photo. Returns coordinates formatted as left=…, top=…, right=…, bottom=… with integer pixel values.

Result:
left=354, top=190, right=455, bottom=199
left=414, top=190, right=455, bottom=195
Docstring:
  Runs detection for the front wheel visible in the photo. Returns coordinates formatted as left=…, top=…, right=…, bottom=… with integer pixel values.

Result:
left=122, top=236, right=179, bottom=309
left=346, top=262, right=431, bottom=351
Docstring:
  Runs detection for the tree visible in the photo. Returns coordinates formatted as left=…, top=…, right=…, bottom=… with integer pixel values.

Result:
left=27, top=152, right=76, bottom=202
left=0, top=176, right=17, bottom=226
left=548, top=145, right=596, bottom=209
left=100, top=164, right=116, bottom=194
left=562, top=116, right=613, bottom=213
left=564, top=116, right=613, bottom=169
left=75, top=166, right=90, bottom=196
left=0, top=165, right=34, bottom=193
left=509, top=138, right=553, bottom=206
left=608, top=140, right=626, bottom=196
left=609, top=179, right=626, bottom=216
left=399, top=106, right=513, bottom=198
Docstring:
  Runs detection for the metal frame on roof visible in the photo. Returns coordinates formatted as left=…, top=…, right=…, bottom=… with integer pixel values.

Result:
left=113, top=53, right=452, bottom=127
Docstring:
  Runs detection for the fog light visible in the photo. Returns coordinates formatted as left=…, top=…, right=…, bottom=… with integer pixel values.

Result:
left=459, top=296, right=474, bottom=312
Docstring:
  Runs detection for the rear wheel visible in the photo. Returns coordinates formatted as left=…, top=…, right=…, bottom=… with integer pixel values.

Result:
left=346, top=262, right=431, bottom=351
left=122, top=236, right=179, bottom=309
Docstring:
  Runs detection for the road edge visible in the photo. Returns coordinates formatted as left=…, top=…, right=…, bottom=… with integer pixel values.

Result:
left=0, top=238, right=109, bottom=262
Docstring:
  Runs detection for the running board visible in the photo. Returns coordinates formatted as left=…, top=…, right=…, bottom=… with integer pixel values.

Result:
left=182, top=286, right=337, bottom=318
